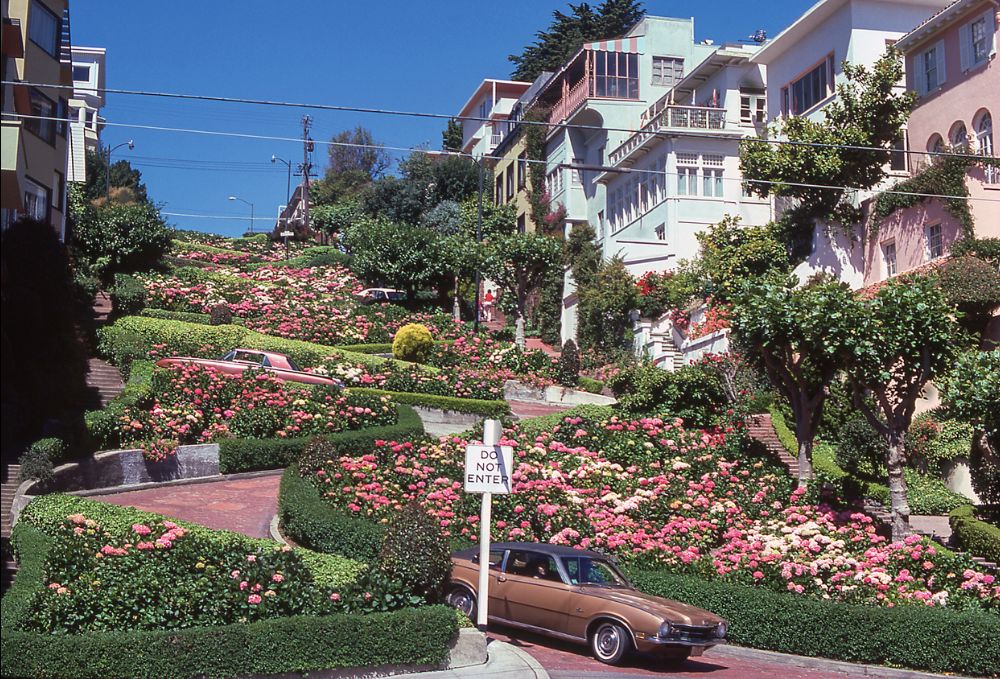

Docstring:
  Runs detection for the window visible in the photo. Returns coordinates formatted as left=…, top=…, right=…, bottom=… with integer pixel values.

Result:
left=517, top=214, right=526, bottom=233
left=593, top=51, right=639, bottom=99
left=883, top=241, right=897, bottom=277
left=24, top=177, right=50, bottom=223
left=950, top=122, right=968, bottom=150
left=571, top=157, right=583, bottom=186
left=890, top=134, right=907, bottom=172
left=505, top=164, right=515, bottom=199
left=651, top=56, right=684, bottom=86
left=655, top=224, right=666, bottom=241
left=961, top=12, right=995, bottom=71
left=28, top=1, right=60, bottom=58
left=703, top=168, right=724, bottom=197
left=597, top=210, right=605, bottom=239
left=977, top=112, right=996, bottom=183
left=915, top=41, right=946, bottom=95
left=783, top=55, right=833, bottom=115
left=25, top=88, right=56, bottom=144
left=72, top=64, right=92, bottom=82
left=57, top=98, right=68, bottom=137
left=53, top=169, right=64, bottom=211
left=927, top=133, right=944, bottom=154
left=546, top=167, right=563, bottom=196
left=517, top=152, right=527, bottom=189
left=677, top=167, right=698, bottom=196
left=495, top=175, right=503, bottom=205
left=926, top=223, right=943, bottom=260
left=740, top=93, right=766, bottom=123
left=478, top=95, right=493, bottom=120
left=506, top=551, right=561, bottom=582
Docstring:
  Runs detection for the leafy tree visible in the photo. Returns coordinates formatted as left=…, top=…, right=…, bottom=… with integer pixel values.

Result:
left=842, top=277, right=963, bottom=541
left=607, top=362, right=726, bottom=427
left=509, top=0, right=645, bottom=81
left=740, top=49, right=915, bottom=259
left=363, top=153, right=483, bottom=225
left=421, top=200, right=463, bottom=236
left=695, top=217, right=789, bottom=302
left=577, top=257, right=637, bottom=354
left=72, top=201, right=171, bottom=282
left=442, top=118, right=464, bottom=152
left=83, top=148, right=149, bottom=203
left=458, top=196, right=515, bottom=240
left=483, top=232, right=562, bottom=348
left=936, top=255, right=1000, bottom=340
left=564, top=222, right=601, bottom=288
left=343, top=219, right=447, bottom=298
left=311, top=200, right=363, bottom=239
left=731, top=275, right=857, bottom=486
left=941, top=350, right=1000, bottom=491
left=315, top=127, right=390, bottom=205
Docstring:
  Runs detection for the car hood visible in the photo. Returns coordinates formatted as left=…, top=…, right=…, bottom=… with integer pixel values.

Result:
left=578, top=586, right=724, bottom=626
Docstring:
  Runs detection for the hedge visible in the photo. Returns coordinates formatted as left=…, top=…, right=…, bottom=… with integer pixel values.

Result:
left=218, top=403, right=425, bottom=474
left=351, top=388, right=511, bottom=418
left=950, top=505, right=1000, bottom=564
left=139, top=308, right=247, bottom=326
left=279, top=466, right=386, bottom=563
left=577, top=376, right=605, bottom=394
left=629, top=570, right=1000, bottom=675
left=84, top=359, right=155, bottom=450
left=517, top=404, right=616, bottom=438
left=3, top=524, right=456, bottom=679
left=98, top=315, right=421, bottom=371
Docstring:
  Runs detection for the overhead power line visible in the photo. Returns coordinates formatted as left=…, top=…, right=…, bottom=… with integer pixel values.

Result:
left=4, top=79, right=994, bottom=162
left=8, top=111, right=999, bottom=205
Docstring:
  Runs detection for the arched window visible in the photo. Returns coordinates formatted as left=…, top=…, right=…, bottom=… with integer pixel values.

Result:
left=976, top=111, right=993, bottom=156
left=927, top=133, right=944, bottom=155
left=950, top=121, right=969, bottom=150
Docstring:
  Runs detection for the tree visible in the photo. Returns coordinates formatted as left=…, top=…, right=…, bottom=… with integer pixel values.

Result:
left=564, top=222, right=602, bottom=288
left=83, top=148, right=149, bottom=203
left=941, top=349, right=1000, bottom=502
left=343, top=218, right=447, bottom=297
left=695, top=217, right=790, bottom=302
left=509, top=0, right=645, bottom=81
left=577, top=257, right=638, bottom=354
left=730, top=275, right=857, bottom=486
left=311, top=200, right=363, bottom=240
left=483, top=232, right=562, bottom=348
left=72, top=201, right=171, bottom=282
left=740, top=48, right=915, bottom=259
left=316, top=127, right=390, bottom=205
left=442, top=118, right=464, bottom=152
left=842, top=277, right=962, bottom=541
left=363, top=153, right=484, bottom=225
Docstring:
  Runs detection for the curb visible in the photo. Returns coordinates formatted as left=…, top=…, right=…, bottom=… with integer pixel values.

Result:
left=71, top=468, right=285, bottom=497
left=712, top=644, right=968, bottom=679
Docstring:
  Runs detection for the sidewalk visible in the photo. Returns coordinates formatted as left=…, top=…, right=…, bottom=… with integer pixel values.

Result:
left=398, top=639, right=548, bottom=679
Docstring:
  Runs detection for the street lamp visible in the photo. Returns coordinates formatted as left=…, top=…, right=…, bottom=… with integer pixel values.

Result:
left=271, top=154, right=292, bottom=204
left=228, top=195, right=255, bottom=234
left=105, top=139, right=135, bottom=199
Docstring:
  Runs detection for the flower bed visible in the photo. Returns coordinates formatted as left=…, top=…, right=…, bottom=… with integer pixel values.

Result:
left=302, top=411, right=998, bottom=611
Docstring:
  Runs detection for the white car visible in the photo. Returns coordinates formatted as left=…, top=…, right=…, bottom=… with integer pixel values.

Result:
left=358, top=288, right=406, bottom=303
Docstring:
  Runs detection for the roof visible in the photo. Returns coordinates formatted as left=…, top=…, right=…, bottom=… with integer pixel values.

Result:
left=750, top=0, right=949, bottom=64
left=456, top=79, right=531, bottom=118
left=894, top=0, right=997, bottom=51
left=856, top=258, right=947, bottom=297
left=455, top=541, right=614, bottom=560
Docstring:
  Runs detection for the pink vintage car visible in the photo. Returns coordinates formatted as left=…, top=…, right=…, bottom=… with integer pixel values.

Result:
left=155, top=349, right=343, bottom=387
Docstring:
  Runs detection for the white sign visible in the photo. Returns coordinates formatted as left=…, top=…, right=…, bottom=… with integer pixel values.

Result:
left=464, top=444, right=513, bottom=494
left=280, top=230, right=294, bottom=237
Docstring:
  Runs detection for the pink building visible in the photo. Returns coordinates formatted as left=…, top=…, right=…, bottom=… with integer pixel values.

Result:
left=864, top=0, right=999, bottom=286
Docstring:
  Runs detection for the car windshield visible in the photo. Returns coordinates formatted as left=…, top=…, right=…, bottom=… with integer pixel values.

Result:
left=562, top=556, right=630, bottom=587
left=386, top=291, right=406, bottom=302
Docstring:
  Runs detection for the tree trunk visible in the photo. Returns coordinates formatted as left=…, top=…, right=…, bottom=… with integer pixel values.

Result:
left=796, top=437, right=814, bottom=489
left=886, top=428, right=911, bottom=542
left=452, top=275, right=461, bottom=322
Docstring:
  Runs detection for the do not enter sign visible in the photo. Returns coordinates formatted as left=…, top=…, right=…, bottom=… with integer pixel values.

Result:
left=464, top=444, right=513, bottom=494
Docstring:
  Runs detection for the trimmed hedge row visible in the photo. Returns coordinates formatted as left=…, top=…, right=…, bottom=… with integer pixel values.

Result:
left=629, top=570, right=1000, bottom=675
left=332, top=340, right=454, bottom=354
left=350, top=388, right=511, bottom=418
left=280, top=465, right=386, bottom=563
left=950, top=504, right=1000, bottom=564
left=139, top=308, right=247, bottom=326
left=218, top=403, right=425, bottom=474
left=98, top=315, right=419, bottom=371
left=3, top=521, right=456, bottom=678
left=577, top=376, right=605, bottom=394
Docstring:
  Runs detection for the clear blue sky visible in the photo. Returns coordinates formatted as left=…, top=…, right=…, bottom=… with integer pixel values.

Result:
left=73, top=0, right=817, bottom=236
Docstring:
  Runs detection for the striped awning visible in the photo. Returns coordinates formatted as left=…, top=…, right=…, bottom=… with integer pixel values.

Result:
left=584, top=37, right=644, bottom=53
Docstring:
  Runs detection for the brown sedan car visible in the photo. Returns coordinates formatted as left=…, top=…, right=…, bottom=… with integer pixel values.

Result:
left=446, top=542, right=727, bottom=665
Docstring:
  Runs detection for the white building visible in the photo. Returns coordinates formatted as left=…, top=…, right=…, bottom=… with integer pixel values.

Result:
left=67, top=45, right=105, bottom=183
left=456, top=78, right=531, bottom=159
left=749, top=0, right=950, bottom=289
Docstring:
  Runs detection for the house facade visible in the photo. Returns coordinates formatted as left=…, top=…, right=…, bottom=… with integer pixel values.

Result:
left=456, top=78, right=530, bottom=159
left=66, top=44, right=104, bottom=183
left=749, top=0, right=952, bottom=289
left=864, top=0, right=999, bottom=287
left=1, top=0, right=72, bottom=239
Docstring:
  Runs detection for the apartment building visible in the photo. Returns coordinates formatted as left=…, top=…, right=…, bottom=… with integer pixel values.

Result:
left=1, top=0, right=72, bottom=238
left=456, top=78, right=531, bottom=159
left=66, top=44, right=105, bottom=182
left=749, top=0, right=951, bottom=289
left=864, top=0, right=998, bottom=287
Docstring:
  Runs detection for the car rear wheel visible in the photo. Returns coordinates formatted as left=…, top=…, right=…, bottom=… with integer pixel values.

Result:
left=446, top=586, right=476, bottom=620
left=591, top=621, right=632, bottom=665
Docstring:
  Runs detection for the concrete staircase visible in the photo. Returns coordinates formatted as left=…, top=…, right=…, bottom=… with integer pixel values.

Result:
left=87, top=358, right=125, bottom=407
left=2, top=463, right=22, bottom=593
left=746, top=413, right=800, bottom=478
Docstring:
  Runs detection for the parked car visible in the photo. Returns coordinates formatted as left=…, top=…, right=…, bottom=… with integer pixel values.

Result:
left=357, top=288, right=406, bottom=304
left=446, top=542, right=726, bottom=665
left=155, top=349, right=343, bottom=387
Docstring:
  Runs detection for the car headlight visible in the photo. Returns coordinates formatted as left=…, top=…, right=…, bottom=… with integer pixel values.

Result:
left=658, top=621, right=673, bottom=639
left=715, top=622, right=728, bottom=639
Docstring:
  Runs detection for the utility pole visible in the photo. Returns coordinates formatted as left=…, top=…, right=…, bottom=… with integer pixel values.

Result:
left=301, top=115, right=313, bottom=233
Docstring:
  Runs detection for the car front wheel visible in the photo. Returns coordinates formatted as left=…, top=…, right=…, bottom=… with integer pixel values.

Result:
left=591, top=621, right=632, bottom=665
left=446, top=586, right=476, bottom=620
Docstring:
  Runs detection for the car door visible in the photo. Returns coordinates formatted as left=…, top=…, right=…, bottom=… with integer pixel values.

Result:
left=497, top=550, right=572, bottom=632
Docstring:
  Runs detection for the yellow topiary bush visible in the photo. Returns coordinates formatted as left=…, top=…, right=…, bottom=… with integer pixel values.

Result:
left=392, top=323, right=433, bottom=363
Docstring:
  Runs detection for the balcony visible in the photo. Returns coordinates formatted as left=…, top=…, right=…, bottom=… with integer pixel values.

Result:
left=545, top=48, right=641, bottom=126
left=608, top=105, right=730, bottom=166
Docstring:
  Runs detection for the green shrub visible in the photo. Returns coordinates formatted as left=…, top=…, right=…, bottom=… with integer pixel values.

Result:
left=108, top=273, right=147, bottom=317
left=906, top=412, right=973, bottom=474
left=557, top=339, right=580, bottom=387
left=628, top=570, right=1000, bottom=675
left=84, top=360, right=155, bottom=451
left=516, top=404, right=616, bottom=440
left=17, top=438, right=67, bottom=483
left=350, top=388, right=511, bottom=418
left=378, top=503, right=452, bottom=601
left=280, top=466, right=385, bottom=562
left=608, top=362, right=725, bottom=427
left=73, top=200, right=171, bottom=281
left=140, top=308, right=211, bottom=324
left=218, top=404, right=424, bottom=474
left=334, top=342, right=394, bottom=354
left=835, top=418, right=886, bottom=479
left=949, top=505, right=1000, bottom=564
left=577, top=376, right=604, bottom=394
left=392, top=323, right=434, bottom=363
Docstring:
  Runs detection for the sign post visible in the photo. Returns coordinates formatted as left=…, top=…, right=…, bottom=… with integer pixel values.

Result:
left=464, top=419, right=512, bottom=632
